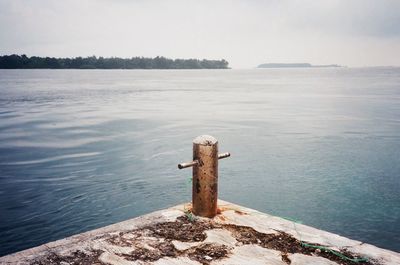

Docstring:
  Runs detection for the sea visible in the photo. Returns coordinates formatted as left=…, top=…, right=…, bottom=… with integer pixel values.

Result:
left=0, top=68, right=399, bottom=256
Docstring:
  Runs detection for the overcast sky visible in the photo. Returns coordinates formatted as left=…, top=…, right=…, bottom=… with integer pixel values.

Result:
left=0, top=0, right=399, bottom=68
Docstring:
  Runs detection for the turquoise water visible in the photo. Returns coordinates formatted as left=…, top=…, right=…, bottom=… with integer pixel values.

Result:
left=0, top=68, right=399, bottom=256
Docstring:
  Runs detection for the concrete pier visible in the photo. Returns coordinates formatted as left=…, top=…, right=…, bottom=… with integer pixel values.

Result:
left=1, top=200, right=399, bottom=265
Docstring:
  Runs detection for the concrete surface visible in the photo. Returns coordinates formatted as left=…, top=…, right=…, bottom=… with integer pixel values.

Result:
left=1, top=200, right=399, bottom=265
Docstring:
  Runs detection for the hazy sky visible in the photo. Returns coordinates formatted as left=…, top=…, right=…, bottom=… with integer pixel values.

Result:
left=0, top=0, right=399, bottom=68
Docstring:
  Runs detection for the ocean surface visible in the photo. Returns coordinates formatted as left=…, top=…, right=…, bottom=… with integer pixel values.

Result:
left=0, top=68, right=399, bottom=256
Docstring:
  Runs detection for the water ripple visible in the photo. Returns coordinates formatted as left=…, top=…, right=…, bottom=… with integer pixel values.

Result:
left=0, top=152, right=102, bottom=166
left=0, top=68, right=399, bottom=256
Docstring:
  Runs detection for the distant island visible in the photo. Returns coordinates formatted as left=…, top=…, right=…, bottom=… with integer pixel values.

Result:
left=257, top=63, right=341, bottom=68
left=0, top=54, right=229, bottom=69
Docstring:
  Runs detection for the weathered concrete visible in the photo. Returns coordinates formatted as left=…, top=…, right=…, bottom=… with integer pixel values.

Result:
left=1, top=200, right=399, bottom=265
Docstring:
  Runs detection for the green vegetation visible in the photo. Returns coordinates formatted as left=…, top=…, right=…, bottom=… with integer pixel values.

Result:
left=0, top=54, right=229, bottom=69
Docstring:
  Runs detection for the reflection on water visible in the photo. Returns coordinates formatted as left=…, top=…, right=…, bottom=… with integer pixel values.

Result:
left=0, top=68, right=399, bottom=255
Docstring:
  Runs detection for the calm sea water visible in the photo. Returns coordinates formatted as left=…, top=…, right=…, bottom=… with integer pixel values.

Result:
left=0, top=68, right=399, bottom=256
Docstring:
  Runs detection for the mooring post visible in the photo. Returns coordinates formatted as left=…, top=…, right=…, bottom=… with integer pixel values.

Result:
left=178, top=135, right=230, bottom=218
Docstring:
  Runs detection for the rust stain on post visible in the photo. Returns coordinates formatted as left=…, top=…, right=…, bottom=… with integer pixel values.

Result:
left=178, top=135, right=230, bottom=218
left=192, top=135, right=219, bottom=218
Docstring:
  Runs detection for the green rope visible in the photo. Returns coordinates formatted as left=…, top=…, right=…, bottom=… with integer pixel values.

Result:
left=300, top=242, right=369, bottom=262
left=184, top=210, right=196, bottom=222
left=290, top=217, right=369, bottom=263
left=280, top=216, right=303, bottom=224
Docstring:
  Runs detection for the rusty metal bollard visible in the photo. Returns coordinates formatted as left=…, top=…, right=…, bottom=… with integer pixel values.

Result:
left=178, top=135, right=230, bottom=218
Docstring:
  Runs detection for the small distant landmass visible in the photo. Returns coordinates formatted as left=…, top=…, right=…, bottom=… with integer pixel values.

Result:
left=0, top=54, right=229, bottom=69
left=257, top=63, right=341, bottom=68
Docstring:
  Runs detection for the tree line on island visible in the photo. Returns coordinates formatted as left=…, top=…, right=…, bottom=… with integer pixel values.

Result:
left=0, top=54, right=229, bottom=69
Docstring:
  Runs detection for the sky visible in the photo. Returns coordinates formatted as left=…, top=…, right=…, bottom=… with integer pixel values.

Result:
left=0, top=0, right=399, bottom=68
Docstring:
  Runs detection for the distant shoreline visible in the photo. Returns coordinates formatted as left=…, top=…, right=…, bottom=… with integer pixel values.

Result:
left=0, top=55, right=229, bottom=69
left=257, top=63, right=342, bottom=68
